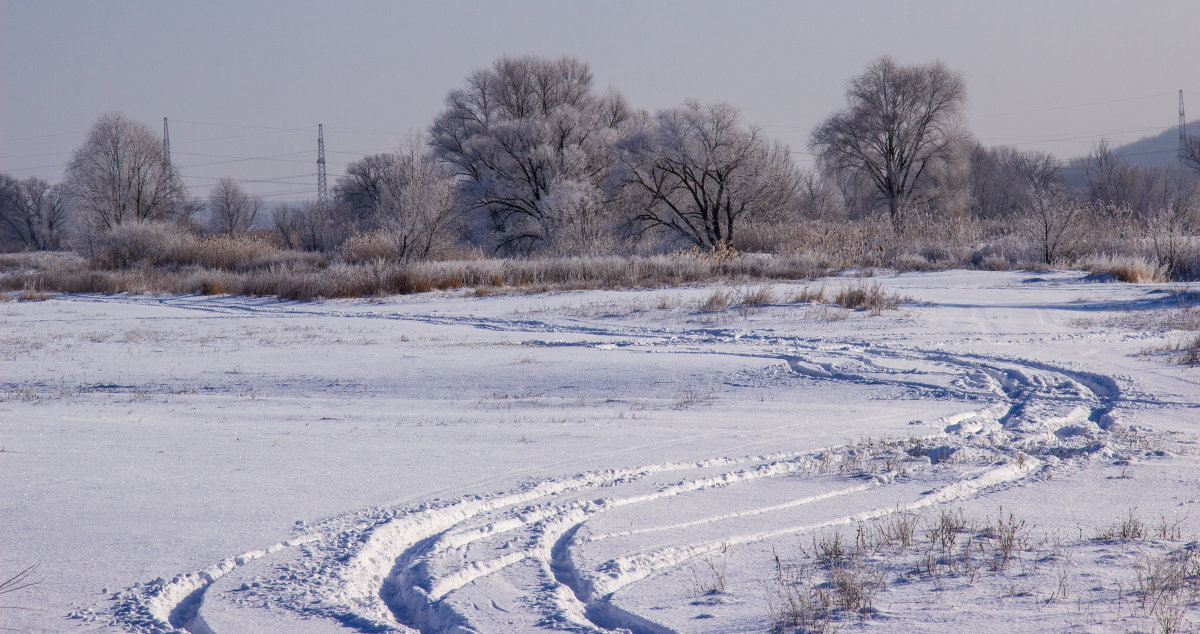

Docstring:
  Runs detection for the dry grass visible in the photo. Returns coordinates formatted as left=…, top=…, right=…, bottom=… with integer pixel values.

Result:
left=93, top=224, right=323, bottom=272
left=1081, top=254, right=1170, bottom=283
left=0, top=290, right=51, bottom=301
left=1142, top=334, right=1200, bottom=366
left=767, top=505, right=1200, bottom=633
left=1093, top=508, right=1148, bottom=542
left=4, top=213, right=1196, bottom=300
left=1135, top=547, right=1200, bottom=633
left=0, top=564, right=40, bottom=614
left=768, top=555, right=839, bottom=634
left=338, top=229, right=412, bottom=264
left=697, top=289, right=733, bottom=313
left=696, top=285, right=781, bottom=314
left=833, top=281, right=903, bottom=314
left=740, top=284, right=776, bottom=307
left=1, top=247, right=840, bottom=301
left=688, top=542, right=730, bottom=596
left=788, top=285, right=827, bottom=304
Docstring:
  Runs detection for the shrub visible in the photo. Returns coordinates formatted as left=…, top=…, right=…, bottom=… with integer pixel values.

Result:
left=92, top=221, right=186, bottom=268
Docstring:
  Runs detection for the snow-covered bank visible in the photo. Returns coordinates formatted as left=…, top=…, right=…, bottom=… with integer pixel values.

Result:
left=2, top=270, right=1198, bottom=633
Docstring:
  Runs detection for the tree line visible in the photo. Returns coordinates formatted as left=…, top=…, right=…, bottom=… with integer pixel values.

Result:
left=3, top=54, right=1199, bottom=269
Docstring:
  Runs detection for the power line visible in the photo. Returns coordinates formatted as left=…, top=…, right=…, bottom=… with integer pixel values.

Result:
left=171, top=118, right=311, bottom=132
left=0, top=130, right=86, bottom=143
left=0, top=162, right=68, bottom=173
left=175, top=149, right=313, bottom=169
left=324, top=125, right=411, bottom=136
left=0, top=150, right=74, bottom=160
left=983, top=125, right=1169, bottom=147
left=171, top=128, right=310, bottom=145
left=183, top=173, right=317, bottom=185
left=254, top=189, right=315, bottom=198
left=973, top=91, right=1176, bottom=119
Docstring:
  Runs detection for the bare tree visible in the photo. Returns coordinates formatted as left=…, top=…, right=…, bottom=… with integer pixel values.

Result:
left=969, top=143, right=1062, bottom=218
left=794, top=168, right=845, bottom=220
left=207, top=178, right=262, bottom=236
left=0, top=174, right=22, bottom=249
left=0, top=175, right=70, bottom=250
left=614, top=101, right=799, bottom=249
left=271, top=203, right=304, bottom=249
left=335, top=153, right=398, bottom=229
left=810, top=56, right=967, bottom=229
left=430, top=55, right=635, bottom=253
left=1183, top=134, right=1200, bottom=171
left=63, top=112, right=187, bottom=231
left=1083, top=141, right=1200, bottom=224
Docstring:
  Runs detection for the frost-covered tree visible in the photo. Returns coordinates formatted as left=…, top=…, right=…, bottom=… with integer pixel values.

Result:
left=811, top=57, right=967, bottom=229
left=1018, top=185, right=1088, bottom=265
left=614, top=101, right=799, bottom=248
left=1082, top=140, right=1156, bottom=213
left=0, top=175, right=70, bottom=250
left=430, top=55, right=635, bottom=253
left=794, top=168, right=845, bottom=220
left=64, top=112, right=187, bottom=231
left=1135, top=167, right=1200, bottom=277
left=207, top=178, right=262, bottom=235
left=270, top=200, right=349, bottom=251
left=372, top=135, right=461, bottom=260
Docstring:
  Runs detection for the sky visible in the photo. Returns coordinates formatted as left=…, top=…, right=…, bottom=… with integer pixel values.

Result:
left=2, top=0, right=1199, bottom=199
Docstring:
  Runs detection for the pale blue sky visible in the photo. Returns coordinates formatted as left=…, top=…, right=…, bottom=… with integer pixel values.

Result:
left=2, top=0, right=1198, bottom=198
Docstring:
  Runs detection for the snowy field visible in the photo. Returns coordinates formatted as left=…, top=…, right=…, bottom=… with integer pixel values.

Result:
left=3, top=269, right=1200, bottom=633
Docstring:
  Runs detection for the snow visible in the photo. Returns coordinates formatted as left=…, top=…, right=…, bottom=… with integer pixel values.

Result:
left=2, top=269, right=1199, bottom=633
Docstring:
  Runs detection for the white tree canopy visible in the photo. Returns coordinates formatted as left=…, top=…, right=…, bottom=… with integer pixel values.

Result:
left=430, top=55, right=635, bottom=253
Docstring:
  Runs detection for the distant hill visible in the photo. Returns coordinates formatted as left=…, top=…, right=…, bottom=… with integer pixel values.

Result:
left=1072, top=120, right=1200, bottom=169
left=1059, top=121, right=1199, bottom=189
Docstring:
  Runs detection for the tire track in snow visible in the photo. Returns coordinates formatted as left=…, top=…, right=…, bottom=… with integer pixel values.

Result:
left=531, top=352, right=1119, bottom=632
left=322, top=451, right=819, bottom=632
left=114, top=348, right=1118, bottom=634
left=565, top=459, right=1040, bottom=619
left=81, top=294, right=1131, bottom=633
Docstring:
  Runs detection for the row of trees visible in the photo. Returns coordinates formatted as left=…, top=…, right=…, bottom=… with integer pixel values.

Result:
left=0, top=112, right=273, bottom=251
left=3, top=54, right=1199, bottom=260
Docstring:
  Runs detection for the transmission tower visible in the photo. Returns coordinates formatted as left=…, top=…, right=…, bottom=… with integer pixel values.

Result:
left=162, top=117, right=172, bottom=167
left=1180, top=90, right=1187, bottom=162
left=317, top=124, right=328, bottom=207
